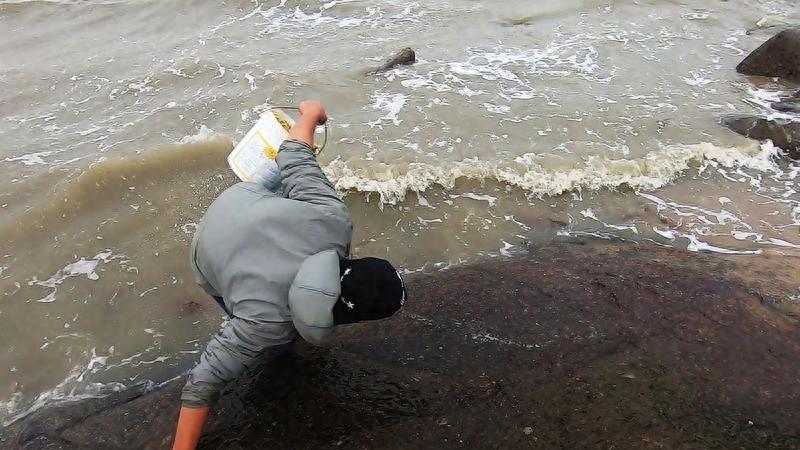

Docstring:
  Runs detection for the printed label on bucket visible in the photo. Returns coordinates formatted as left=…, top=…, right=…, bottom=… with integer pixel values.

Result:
left=228, top=109, right=294, bottom=190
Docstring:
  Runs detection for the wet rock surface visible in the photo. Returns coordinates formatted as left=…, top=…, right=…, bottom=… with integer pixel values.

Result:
left=3, top=241, right=799, bottom=450
left=772, top=99, right=800, bottom=113
left=369, top=48, right=416, bottom=74
left=737, top=28, right=800, bottom=82
left=722, top=115, right=800, bottom=157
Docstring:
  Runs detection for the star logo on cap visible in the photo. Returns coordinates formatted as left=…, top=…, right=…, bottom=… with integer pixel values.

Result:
left=341, top=297, right=355, bottom=310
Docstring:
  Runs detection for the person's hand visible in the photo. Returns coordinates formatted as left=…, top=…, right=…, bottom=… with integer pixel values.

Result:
left=298, top=100, right=327, bottom=126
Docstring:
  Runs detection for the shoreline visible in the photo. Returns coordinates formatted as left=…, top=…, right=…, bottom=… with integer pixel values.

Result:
left=3, top=239, right=798, bottom=450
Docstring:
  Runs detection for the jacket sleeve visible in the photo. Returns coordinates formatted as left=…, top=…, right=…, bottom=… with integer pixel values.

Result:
left=181, top=316, right=296, bottom=407
left=276, top=140, right=346, bottom=209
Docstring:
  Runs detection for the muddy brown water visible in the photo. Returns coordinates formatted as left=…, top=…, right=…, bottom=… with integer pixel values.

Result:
left=1, top=0, right=800, bottom=425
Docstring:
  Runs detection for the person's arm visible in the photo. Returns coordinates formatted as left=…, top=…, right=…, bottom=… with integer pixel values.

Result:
left=172, top=407, right=209, bottom=450
left=171, top=314, right=296, bottom=450
left=288, top=100, right=326, bottom=147
left=277, top=101, right=345, bottom=209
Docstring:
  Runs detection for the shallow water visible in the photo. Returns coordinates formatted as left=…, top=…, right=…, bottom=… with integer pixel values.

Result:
left=1, top=0, right=799, bottom=423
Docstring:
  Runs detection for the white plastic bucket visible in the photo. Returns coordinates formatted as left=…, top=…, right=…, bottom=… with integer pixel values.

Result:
left=227, top=108, right=296, bottom=190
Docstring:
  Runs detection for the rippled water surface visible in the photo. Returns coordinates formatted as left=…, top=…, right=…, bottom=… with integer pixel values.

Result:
left=1, top=0, right=799, bottom=423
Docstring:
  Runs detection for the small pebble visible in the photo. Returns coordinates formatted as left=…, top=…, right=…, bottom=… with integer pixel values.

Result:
left=523, top=426, right=534, bottom=435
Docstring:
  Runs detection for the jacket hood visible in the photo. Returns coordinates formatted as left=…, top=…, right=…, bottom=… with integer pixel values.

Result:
left=288, top=249, right=341, bottom=345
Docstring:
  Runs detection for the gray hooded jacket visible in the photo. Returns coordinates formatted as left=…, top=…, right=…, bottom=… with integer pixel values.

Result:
left=183, top=139, right=352, bottom=408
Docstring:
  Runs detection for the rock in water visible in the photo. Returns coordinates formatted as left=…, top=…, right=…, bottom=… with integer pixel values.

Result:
left=369, top=48, right=416, bottom=74
left=772, top=100, right=800, bottom=113
left=737, top=29, right=800, bottom=82
left=722, top=115, right=800, bottom=158
left=794, top=89, right=800, bottom=98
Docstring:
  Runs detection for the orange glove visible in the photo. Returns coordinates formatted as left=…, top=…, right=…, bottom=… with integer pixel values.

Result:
left=171, top=406, right=210, bottom=450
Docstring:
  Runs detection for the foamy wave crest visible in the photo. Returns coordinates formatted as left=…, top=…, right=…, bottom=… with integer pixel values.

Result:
left=178, top=125, right=227, bottom=145
left=323, top=142, right=780, bottom=205
left=1, top=354, right=128, bottom=426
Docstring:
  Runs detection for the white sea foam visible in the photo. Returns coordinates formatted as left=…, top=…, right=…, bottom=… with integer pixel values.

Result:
left=686, top=235, right=762, bottom=255
left=457, top=193, right=498, bottom=207
left=178, top=125, right=226, bottom=145
left=323, top=141, right=780, bottom=205
left=1, top=353, right=128, bottom=426
left=3, top=151, right=54, bottom=166
left=682, top=71, right=715, bottom=87
left=389, top=36, right=612, bottom=111
left=581, top=208, right=638, bottom=234
left=28, top=251, right=122, bottom=303
left=746, top=86, right=800, bottom=123
left=0, top=338, right=185, bottom=425
left=367, top=92, right=407, bottom=128
left=653, top=227, right=678, bottom=240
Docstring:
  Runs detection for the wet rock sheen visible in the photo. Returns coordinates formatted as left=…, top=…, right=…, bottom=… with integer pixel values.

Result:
left=772, top=100, right=800, bottom=114
left=736, top=28, right=800, bottom=82
left=722, top=115, right=800, bottom=158
left=3, top=242, right=799, bottom=450
left=369, top=48, right=416, bottom=74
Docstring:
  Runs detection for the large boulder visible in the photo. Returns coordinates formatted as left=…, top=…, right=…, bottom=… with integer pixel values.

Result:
left=737, top=28, right=800, bottom=82
left=3, top=241, right=800, bottom=450
left=722, top=115, right=800, bottom=158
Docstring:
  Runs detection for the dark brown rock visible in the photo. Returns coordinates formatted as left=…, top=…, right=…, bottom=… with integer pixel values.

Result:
left=658, top=214, right=680, bottom=228
left=737, top=28, right=800, bottom=82
left=369, top=48, right=416, bottom=74
left=722, top=115, right=800, bottom=158
left=178, top=300, right=201, bottom=316
left=3, top=241, right=800, bottom=450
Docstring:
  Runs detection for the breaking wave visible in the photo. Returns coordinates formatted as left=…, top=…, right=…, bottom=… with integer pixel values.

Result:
left=9, top=134, right=779, bottom=219
left=324, top=141, right=781, bottom=204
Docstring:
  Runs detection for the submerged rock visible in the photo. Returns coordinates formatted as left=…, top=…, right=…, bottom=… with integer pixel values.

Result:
left=501, top=16, right=536, bottom=27
left=737, top=28, right=800, bottom=82
left=3, top=241, right=800, bottom=450
left=772, top=99, right=800, bottom=113
left=368, top=48, right=416, bottom=74
left=548, top=215, right=569, bottom=227
left=722, top=115, right=800, bottom=158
